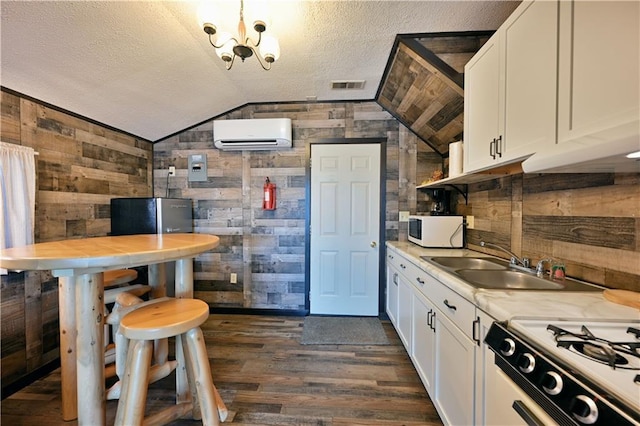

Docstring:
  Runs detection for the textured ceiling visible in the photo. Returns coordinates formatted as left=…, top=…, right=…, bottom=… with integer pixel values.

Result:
left=1, top=1, right=520, bottom=141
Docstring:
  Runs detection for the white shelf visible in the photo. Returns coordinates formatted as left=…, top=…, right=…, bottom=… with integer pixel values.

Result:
left=416, top=162, right=524, bottom=190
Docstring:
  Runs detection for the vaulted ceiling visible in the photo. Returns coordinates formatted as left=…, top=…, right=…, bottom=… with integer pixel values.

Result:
left=1, top=1, right=520, bottom=141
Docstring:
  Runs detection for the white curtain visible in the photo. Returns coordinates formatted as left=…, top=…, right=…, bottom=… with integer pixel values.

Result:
left=0, top=141, right=36, bottom=274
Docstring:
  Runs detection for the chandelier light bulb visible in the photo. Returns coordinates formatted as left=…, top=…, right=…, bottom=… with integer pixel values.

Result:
left=197, top=1, right=218, bottom=32
left=260, top=34, right=280, bottom=63
left=245, top=0, right=271, bottom=30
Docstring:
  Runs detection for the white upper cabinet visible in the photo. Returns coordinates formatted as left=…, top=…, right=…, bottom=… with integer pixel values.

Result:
left=557, top=1, right=639, bottom=145
left=464, top=0, right=558, bottom=173
left=464, top=35, right=501, bottom=172
left=465, top=0, right=640, bottom=174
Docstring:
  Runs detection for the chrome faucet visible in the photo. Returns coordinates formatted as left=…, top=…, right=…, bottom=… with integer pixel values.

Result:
left=535, top=258, right=553, bottom=277
left=480, top=241, right=530, bottom=269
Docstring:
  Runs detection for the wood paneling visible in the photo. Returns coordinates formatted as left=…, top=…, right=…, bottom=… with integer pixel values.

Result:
left=0, top=89, right=153, bottom=394
left=1, top=314, right=443, bottom=425
left=465, top=173, right=640, bottom=291
left=376, top=33, right=492, bottom=156
left=154, top=101, right=434, bottom=311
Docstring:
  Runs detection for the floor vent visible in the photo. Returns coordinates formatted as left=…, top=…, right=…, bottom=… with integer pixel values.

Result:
left=331, top=80, right=365, bottom=90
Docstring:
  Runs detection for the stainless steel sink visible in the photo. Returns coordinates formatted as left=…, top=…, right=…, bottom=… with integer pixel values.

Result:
left=420, top=256, right=601, bottom=291
left=455, top=269, right=600, bottom=291
left=422, top=256, right=508, bottom=270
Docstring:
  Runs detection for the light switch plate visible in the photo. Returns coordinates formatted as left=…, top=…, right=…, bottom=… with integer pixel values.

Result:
left=230, top=273, right=237, bottom=284
left=399, top=211, right=410, bottom=222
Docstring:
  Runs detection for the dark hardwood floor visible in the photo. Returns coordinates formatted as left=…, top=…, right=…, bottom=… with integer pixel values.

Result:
left=1, top=314, right=443, bottom=425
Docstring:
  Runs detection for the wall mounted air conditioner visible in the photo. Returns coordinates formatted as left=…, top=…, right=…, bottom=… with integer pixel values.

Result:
left=213, top=118, right=292, bottom=150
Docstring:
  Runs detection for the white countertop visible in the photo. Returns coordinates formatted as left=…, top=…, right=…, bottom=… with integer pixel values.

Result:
left=387, top=241, right=640, bottom=322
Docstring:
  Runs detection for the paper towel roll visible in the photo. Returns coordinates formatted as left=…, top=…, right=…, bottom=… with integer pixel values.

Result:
left=449, top=141, right=463, bottom=177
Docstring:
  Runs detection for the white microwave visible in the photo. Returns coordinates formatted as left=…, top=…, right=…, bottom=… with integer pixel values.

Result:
left=408, top=215, right=464, bottom=248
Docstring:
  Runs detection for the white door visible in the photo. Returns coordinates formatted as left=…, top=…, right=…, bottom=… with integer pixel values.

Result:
left=310, top=143, right=381, bottom=316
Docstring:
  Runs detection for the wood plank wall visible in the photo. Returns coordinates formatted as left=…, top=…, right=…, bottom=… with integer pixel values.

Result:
left=153, top=101, right=441, bottom=310
left=461, top=173, right=640, bottom=291
left=0, top=90, right=153, bottom=393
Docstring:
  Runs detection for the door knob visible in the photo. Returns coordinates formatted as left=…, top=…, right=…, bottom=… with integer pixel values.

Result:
left=370, top=241, right=377, bottom=248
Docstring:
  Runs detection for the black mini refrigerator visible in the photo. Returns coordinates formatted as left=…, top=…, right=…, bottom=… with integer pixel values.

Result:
left=110, top=197, right=194, bottom=295
left=110, top=197, right=193, bottom=236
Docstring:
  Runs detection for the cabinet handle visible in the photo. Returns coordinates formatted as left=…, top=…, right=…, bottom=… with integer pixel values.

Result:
left=416, top=277, right=425, bottom=286
left=512, top=401, right=545, bottom=426
left=428, top=310, right=436, bottom=331
left=426, top=309, right=432, bottom=328
left=393, top=273, right=398, bottom=286
left=489, top=138, right=496, bottom=159
left=472, top=317, right=480, bottom=346
left=443, top=299, right=457, bottom=311
left=388, top=254, right=394, bottom=260
left=496, top=135, right=503, bottom=158
left=400, top=264, right=406, bottom=269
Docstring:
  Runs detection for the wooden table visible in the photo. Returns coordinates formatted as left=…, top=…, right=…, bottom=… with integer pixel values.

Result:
left=0, top=233, right=219, bottom=425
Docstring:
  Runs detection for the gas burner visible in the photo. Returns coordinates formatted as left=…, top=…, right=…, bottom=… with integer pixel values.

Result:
left=570, top=342, right=629, bottom=366
left=547, top=324, right=640, bottom=370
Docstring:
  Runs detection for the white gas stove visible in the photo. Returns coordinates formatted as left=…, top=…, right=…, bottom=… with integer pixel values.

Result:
left=486, top=317, right=640, bottom=425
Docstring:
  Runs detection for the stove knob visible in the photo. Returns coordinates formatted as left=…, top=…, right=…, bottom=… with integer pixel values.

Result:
left=499, top=338, right=516, bottom=357
left=517, top=353, right=535, bottom=373
left=541, top=371, right=563, bottom=395
left=570, top=395, right=598, bottom=424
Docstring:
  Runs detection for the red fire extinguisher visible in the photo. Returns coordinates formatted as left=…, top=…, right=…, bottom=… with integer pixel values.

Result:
left=263, top=177, right=276, bottom=210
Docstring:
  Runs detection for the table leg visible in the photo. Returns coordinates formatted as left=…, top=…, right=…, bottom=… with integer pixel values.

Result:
left=148, top=262, right=167, bottom=299
left=75, top=272, right=105, bottom=426
left=175, top=258, right=193, bottom=299
left=174, top=258, right=194, bottom=404
left=58, top=276, right=77, bottom=421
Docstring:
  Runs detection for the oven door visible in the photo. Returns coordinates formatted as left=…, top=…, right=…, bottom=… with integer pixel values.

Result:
left=486, top=360, right=559, bottom=426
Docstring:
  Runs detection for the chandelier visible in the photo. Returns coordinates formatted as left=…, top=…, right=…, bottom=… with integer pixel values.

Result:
left=198, top=0, right=280, bottom=70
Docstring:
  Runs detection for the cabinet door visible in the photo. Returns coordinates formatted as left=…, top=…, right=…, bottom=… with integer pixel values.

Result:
left=397, top=274, right=413, bottom=351
left=411, top=290, right=436, bottom=395
left=465, top=0, right=558, bottom=173
left=434, top=309, right=476, bottom=426
left=557, top=1, right=639, bottom=144
left=464, top=34, right=501, bottom=172
left=386, top=261, right=399, bottom=327
left=474, top=310, right=496, bottom=426
left=501, top=0, right=558, bottom=161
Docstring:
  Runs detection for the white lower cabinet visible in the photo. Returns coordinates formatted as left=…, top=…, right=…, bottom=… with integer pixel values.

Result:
left=385, top=251, right=399, bottom=327
left=411, top=290, right=436, bottom=395
left=475, top=309, right=497, bottom=425
left=387, top=249, right=492, bottom=425
left=434, top=308, right=476, bottom=425
left=397, top=273, right=413, bottom=350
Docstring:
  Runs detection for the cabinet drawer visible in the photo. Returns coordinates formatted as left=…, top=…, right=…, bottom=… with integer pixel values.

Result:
left=430, top=279, right=475, bottom=339
left=386, top=248, right=402, bottom=270
left=396, top=257, right=430, bottom=292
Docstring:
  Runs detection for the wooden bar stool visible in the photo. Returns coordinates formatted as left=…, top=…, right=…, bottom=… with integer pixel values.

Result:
left=105, top=293, right=175, bottom=400
left=115, top=298, right=227, bottom=426
left=103, top=269, right=151, bottom=371
left=104, top=269, right=138, bottom=289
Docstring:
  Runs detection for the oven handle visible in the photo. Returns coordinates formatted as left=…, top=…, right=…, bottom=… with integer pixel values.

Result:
left=512, top=400, right=545, bottom=426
